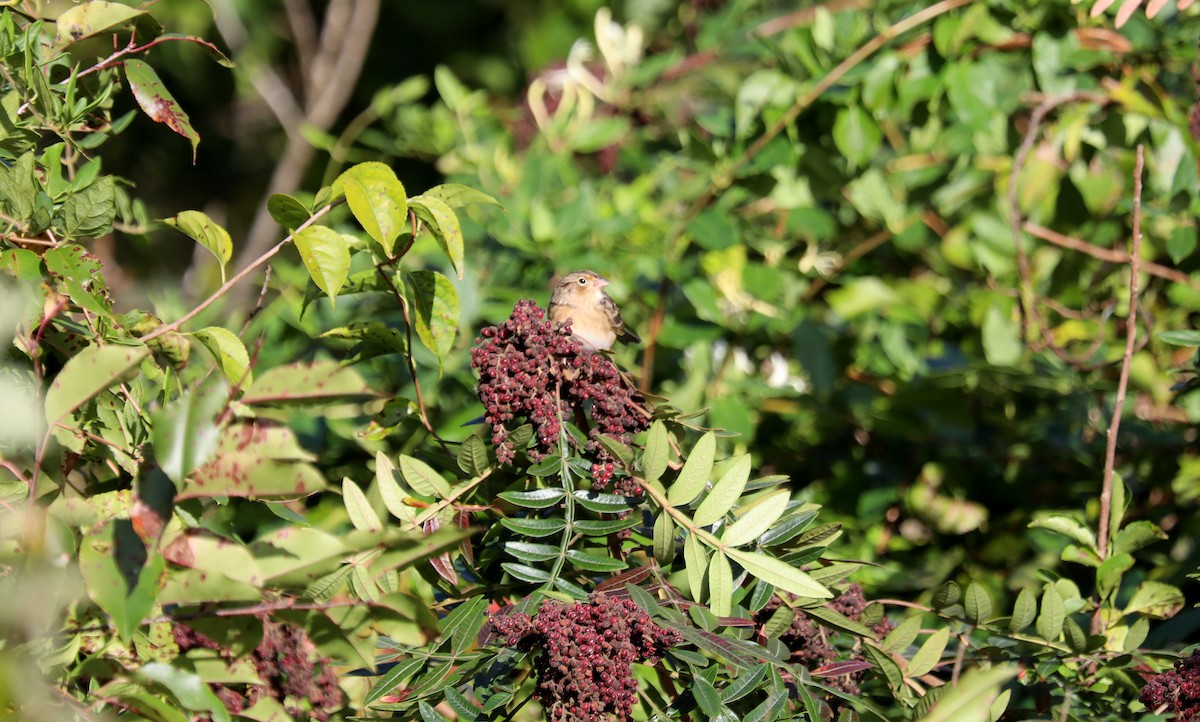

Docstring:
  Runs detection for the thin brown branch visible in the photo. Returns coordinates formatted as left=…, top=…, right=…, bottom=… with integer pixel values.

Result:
left=77, top=34, right=228, bottom=79
left=1097, top=145, right=1144, bottom=563
left=374, top=263, right=452, bottom=456
left=1024, top=222, right=1196, bottom=289
left=140, top=201, right=338, bottom=342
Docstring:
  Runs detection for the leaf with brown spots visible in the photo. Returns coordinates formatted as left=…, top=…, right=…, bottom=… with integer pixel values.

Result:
left=124, top=59, right=200, bottom=162
left=176, top=420, right=325, bottom=500
left=241, top=360, right=374, bottom=406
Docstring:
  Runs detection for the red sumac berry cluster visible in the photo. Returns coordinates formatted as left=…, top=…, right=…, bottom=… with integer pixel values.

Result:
left=490, top=594, right=681, bottom=721
left=1141, top=650, right=1200, bottom=719
left=470, top=300, right=649, bottom=493
left=755, top=584, right=893, bottom=698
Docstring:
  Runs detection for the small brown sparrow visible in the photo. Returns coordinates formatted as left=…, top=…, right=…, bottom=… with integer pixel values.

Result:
left=548, top=270, right=640, bottom=352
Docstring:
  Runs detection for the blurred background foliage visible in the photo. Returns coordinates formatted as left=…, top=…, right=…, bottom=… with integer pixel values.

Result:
left=105, top=0, right=1199, bottom=623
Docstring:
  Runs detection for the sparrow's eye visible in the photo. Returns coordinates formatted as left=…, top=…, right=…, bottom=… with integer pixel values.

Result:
left=577, top=277, right=588, bottom=286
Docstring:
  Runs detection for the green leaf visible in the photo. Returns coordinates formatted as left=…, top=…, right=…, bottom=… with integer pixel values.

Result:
left=565, top=549, right=627, bottom=573
left=376, top=451, right=416, bottom=525
left=596, top=435, right=634, bottom=468
left=45, top=344, right=149, bottom=423
left=1097, top=552, right=1134, bottom=600
left=178, top=420, right=325, bottom=500
left=1158, top=329, right=1200, bottom=346
left=293, top=225, right=351, bottom=305
left=1125, top=580, right=1185, bottom=619
left=124, top=59, right=199, bottom=161
left=422, top=183, right=502, bottom=209
left=410, top=195, right=465, bottom=279
left=500, top=517, right=566, bottom=537
left=79, top=522, right=164, bottom=645
left=708, top=551, right=734, bottom=617
left=151, top=375, right=226, bottom=484
left=497, top=488, right=564, bottom=509
left=691, top=676, right=724, bottom=717
left=653, top=512, right=675, bottom=564
left=963, top=582, right=992, bottom=624
left=642, top=421, right=670, bottom=483
left=572, top=490, right=641, bottom=514
left=343, top=478, right=382, bottom=532
left=43, top=245, right=113, bottom=317
left=191, top=326, right=251, bottom=385
left=364, top=657, right=426, bottom=706
left=164, top=211, right=232, bottom=281
left=406, top=270, right=459, bottom=367
left=989, top=689, right=1012, bottom=722
left=1036, top=586, right=1064, bottom=641
left=981, top=305, right=1021, bottom=366
left=882, top=614, right=922, bottom=653
left=1030, top=512, right=1097, bottom=551
left=54, top=1, right=145, bottom=47
left=863, top=643, right=907, bottom=699
left=805, top=604, right=877, bottom=638
left=241, top=360, right=372, bottom=405
left=336, top=162, right=407, bottom=255
left=137, top=663, right=230, bottom=722
left=907, top=628, right=949, bottom=678
left=502, top=562, right=550, bottom=583
left=398, top=454, right=452, bottom=498
left=668, top=431, right=715, bottom=507
left=457, top=435, right=490, bottom=476
left=725, top=548, right=831, bottom=599
left=693, top=454, right=751, bottom=527
left=58, top=176, right=116, bottom=240
left=504, top=541, right=559, bottom=563
left=916, top=666, right=1017, bottom=722
left=684, top=533, right=709, bottom=602
left=1009, top=587, right=1037, bottom=632
left=267, top=193, right=310, bottom=229
left=721, top=488, right=789, bottom=547
left=832, top=105, right=882, bottom=169
left=573, top=518, right=640, bottom=535
left=1113, top=520, right=1166, bottom=556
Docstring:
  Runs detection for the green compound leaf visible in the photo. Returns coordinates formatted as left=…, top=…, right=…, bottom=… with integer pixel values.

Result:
left=293, top=225, right=351, bottom=305
left=398, top=454, right=452, bottom=498
left=725, top=548, right=831, bottom=600
left=642, top=421, right=670, bottom=484
left=337, top=162, right=407, bottom=255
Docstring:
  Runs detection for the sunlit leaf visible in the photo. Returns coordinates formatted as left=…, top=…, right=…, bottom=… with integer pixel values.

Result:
left=667, top=431, right=715, bottom=507
left=336, top=162, right=407, bottom=255
left=125, top=59, right=199, bottom=161
left=293, top=225, right=351, bottom=305
left=410, top=195, right=464, bottom=279
left=44, top=343, right=149, bottom=423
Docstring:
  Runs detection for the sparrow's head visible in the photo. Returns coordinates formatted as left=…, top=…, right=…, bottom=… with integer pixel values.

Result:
left=558, top=270, right=610, bottom=290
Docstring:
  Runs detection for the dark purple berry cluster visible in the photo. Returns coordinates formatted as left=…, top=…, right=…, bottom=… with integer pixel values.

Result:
left=173, top=618, right=344, bottom=721
left=470, top=300, right=650, bottom=493
left=756, top=584, right=893, bottom=698
left=1141, top=650, right=1200, bottom=719
left=490, top=594, right=681, bottom=721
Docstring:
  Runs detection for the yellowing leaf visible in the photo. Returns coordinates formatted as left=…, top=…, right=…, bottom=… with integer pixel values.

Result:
left=337, top=162, right=407, bottom=255
left=293, top=225, right=351, bottom=305
left=165, top=211, right=232, bottom=281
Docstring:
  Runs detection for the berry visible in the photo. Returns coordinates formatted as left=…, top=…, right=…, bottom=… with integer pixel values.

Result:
left=470, top=300, right=650, bottom=492
left=490, top=594, right=681, bottom=721
left=1141, top=650, right=1200, bottom=719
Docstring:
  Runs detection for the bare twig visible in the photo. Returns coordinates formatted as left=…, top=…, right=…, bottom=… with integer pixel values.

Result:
left=1097, top=145, right=1144, bottom=563
left=1024, top=222, right=1196, bottom=289
left=139, top=201, right=338, bottom=342
left=374, top=263, right=452, bottom=456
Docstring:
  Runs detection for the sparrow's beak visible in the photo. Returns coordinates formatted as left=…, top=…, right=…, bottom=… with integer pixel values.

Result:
left=594, top=276, right=610, bottom=288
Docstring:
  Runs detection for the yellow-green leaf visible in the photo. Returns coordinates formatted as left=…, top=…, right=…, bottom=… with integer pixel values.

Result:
left=684, top=533, right=708, bottom=603
left=342, top=477, right=382, bottom=533
left=708, top=551, right=733, bottom=617
left=725, top=548, right=831, bottom=599
left=191, top=326, right=251, bottom=386
left=293, top=225, right=351, bottom=305
left=398, top=454, right=451, bottom=498
left=667, top=431, right=715, bottom=507
left=642, top=421, right=670, bottom=484
left=906, top=627, right=949, bottom=678
left=721, top=487, right=789, bottom=547
left=164, top=210, right=232, bottom=281
left=410, top=195, right=464, bottom=279
left=693, top=453, right=751, bottom=527
left=336, top=162, right=407, bottom=255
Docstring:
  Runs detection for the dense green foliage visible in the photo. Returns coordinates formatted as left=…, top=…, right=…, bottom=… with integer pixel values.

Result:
left=2, top=0, right=1199, bottom=720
